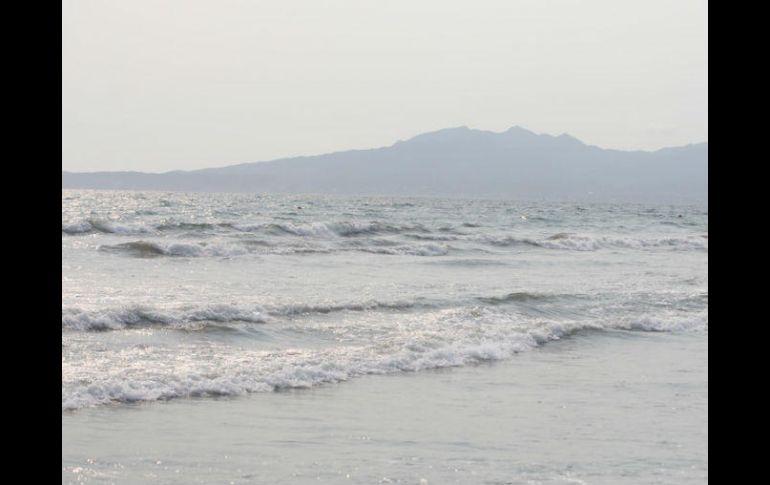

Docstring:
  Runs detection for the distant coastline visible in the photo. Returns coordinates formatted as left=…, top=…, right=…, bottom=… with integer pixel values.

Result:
left=62, top=126, right=707, bottom=204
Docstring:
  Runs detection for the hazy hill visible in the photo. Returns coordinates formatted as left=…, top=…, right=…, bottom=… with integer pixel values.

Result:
left=62, top=126, right=708, bottom=203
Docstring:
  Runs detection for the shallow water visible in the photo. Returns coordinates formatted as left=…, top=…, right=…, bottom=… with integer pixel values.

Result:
left=62, top=331, right=707, bottom=484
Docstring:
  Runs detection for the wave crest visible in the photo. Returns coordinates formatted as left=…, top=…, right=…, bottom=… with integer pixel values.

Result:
left=62, top=218, right=151, bottom=235
left=62, top=306, right=707, bottom=409
left=62, top=304, right=269, bottom=331
left=480, top=234, right=708, bottom=251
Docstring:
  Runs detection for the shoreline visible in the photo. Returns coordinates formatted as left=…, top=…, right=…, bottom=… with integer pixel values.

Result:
left=63, top=329, right=707, bottom=484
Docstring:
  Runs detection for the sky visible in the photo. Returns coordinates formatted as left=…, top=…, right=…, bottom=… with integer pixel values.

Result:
left=62, top=0, right=708, bottom=173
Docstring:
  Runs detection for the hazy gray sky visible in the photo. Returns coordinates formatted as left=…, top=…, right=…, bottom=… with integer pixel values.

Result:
left=62, top=0, right=708, bottom=173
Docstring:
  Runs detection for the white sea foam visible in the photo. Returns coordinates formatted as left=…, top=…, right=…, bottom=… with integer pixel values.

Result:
left=622, top=311, right=708, bottom=332
left=360, top=243, right=449, bottom=256
left=62, top=334, right=540, bottom=409
left=97, top=239, right=450, bottom=258
left=478, top=233, right=707, bottom=251
left=61, top=300, right=434, bottom=331
left=62, top=305, right=707, bottom=409
left=233, top=221, right=430, bottom=238
left=62, top=305, right=268, bottom=331
left=62, top=218, right=153, bottom=235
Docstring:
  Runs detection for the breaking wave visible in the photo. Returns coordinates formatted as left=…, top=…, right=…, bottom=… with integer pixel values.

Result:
left=62, top=218, right=152, bottom=235
left=98, top=239, right=450, bottom=258
left=62, top=305, right=269, bottom=331
left=62, top=307, right=707, bottom=409
left=62, top=300, right=434, bottom=331
left=64, top=219, right=434, bottom=238
left=98, top=241, right=247, bottom=258
left=479, top=234, right=708, bottom=251
left=477, top=292, right=562, bottom=304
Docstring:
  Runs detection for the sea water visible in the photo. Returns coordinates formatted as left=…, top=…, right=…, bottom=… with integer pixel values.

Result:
left=62, top=190, right=707, bottom=484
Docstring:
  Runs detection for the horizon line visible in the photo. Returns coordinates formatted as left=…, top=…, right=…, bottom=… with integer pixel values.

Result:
left=62, top=124, right=708, bottom=175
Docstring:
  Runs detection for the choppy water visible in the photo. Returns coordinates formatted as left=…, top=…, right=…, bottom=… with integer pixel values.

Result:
left=62, top=190, right=707, bottom=411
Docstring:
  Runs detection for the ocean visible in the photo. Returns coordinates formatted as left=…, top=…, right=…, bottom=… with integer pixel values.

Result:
left=62, top=190, right=708, bottom=484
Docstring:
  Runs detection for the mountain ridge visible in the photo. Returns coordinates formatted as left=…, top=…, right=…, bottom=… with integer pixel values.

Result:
left=62, top=126, right=708, bottom=203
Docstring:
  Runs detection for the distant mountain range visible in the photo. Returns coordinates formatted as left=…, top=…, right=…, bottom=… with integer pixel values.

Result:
left=62, top=126, right=708, bottom=203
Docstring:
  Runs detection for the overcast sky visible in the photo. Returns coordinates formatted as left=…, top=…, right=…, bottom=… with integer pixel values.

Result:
left=62, top=0, right=708, bottom=173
